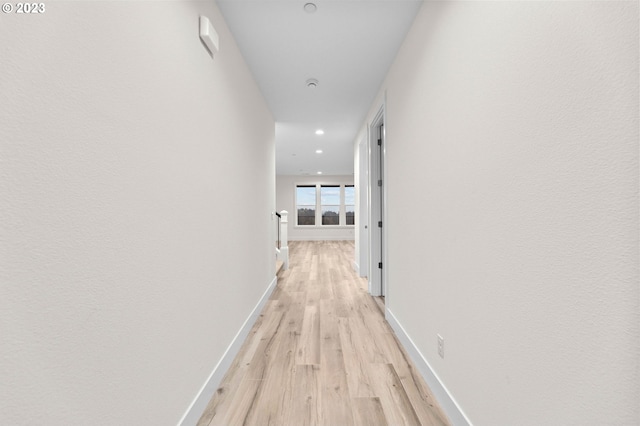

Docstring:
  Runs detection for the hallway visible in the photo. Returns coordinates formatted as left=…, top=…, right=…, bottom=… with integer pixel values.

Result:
left=2, top=2, right=637, bottom=424
left=197, top=241, right=450, bottom=426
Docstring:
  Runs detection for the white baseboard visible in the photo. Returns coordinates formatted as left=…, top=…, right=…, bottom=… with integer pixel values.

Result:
left=178, top=275, right=278, bottom=426
left=386, top=308, right=472, bottom=426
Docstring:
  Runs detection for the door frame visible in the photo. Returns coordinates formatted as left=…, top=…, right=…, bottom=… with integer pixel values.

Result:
left=368, top=103, right=387, bottom=298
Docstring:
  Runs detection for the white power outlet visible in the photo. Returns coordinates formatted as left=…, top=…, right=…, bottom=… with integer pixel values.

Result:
left=437, top=334, right=444, bottom=358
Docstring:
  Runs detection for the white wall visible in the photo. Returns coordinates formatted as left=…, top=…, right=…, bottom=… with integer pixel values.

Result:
left=276, top=175, right=355, bottom=241
left=354, top=134, right=369, bottom=276
left=0, top=2, right=275, bottom=425
left=360, top=1, right=639, bottom=425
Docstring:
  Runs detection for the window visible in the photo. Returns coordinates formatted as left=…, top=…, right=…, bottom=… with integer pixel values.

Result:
left=321, top=185, right=340, bottom=225
left=295, top=183, right=355, bottom=226
left=345, top=185, right=355, bottom=225
left=296, top=185, right=316, bottom=225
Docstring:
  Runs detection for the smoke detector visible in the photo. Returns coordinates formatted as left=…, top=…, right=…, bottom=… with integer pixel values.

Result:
left=306, top=78, right=319, bottom=88
left=304, top=3, right=317, bottom=13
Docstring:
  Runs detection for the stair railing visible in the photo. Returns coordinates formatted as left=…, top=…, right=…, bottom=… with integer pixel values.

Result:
left=276, top=211, right=282, bottom=249
left=276, top=210, right=289, bottom=270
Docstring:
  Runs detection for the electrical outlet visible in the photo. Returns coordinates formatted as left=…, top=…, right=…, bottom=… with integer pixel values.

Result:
left=437, top=334, right=444, bottom=358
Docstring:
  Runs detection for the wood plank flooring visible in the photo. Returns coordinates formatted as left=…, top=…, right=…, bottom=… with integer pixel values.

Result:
left=197, top=240, right=450, bottom=426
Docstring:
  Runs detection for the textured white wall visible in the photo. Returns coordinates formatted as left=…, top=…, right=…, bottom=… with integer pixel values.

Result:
left=362, top=1, right=639, bottom=424
left=0, top=2, right=275, bottom=424
left=276, top=175, right=355, bottom=241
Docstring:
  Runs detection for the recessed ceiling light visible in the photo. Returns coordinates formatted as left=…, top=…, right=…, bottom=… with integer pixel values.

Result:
left=317, top=171, right=323, bottom=175
left=315, top=129, right=324, bottom=135
left=304, top=3, right=317, bottom=13
left=315, top=149, right=323, bottom=154
left=306, top=78, right=319, bottom=88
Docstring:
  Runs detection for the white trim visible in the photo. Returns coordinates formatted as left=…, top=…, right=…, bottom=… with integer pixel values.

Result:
left=178, top=276, right=278, bottom=426
left=380, top=93, right=389, bottom=300
left=288, top=236, right=355, bottom=242
left=293, top=225, right=355, bottom=229
left=368, top=102, right=386, bottom=297
left=386, top=308, right=473, bottom=426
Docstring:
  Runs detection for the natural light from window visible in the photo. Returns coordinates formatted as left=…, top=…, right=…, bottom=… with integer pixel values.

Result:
left=296, top=184, right=355, bottom=226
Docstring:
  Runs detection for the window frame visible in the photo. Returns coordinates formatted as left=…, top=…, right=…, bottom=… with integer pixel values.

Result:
left=344, top=184, right=355, bottom=226
left=294, top=183, right=355, bottom=228
left=320, top=184, right=341, bottom=226
left=295, top=185, right=317, bottom=226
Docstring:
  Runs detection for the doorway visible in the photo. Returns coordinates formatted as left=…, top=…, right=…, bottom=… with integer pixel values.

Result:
left=369, top=107, right=385, bottom=298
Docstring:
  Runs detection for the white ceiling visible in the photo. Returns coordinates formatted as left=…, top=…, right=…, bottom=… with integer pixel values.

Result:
left=217, top=0, right=423, bottom=176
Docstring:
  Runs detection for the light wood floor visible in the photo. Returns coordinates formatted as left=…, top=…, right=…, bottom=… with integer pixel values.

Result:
left=197, top=240, right=450, bottom=426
